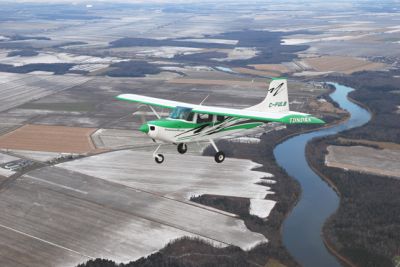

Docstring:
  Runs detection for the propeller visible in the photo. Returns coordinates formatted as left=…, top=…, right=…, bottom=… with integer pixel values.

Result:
left=133, top=105, right=147, bottom=125
left=134, top=104, right=161, bottom=125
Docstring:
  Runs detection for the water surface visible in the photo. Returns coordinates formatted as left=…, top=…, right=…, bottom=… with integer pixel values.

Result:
left=274, top=83, right=371, bottom=267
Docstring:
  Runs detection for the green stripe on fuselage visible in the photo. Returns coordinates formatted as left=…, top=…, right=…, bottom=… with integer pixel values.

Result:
left=220, top=122, right=263, bottom=132
left=148, top=119, right=211, bottom=129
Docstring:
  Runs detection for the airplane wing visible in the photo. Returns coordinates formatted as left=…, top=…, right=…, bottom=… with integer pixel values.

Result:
left=116, top=94, right=190, bottom=109
left=191, top=105, right=325, bottom=124
left=116, top=94, right=325, bottom=124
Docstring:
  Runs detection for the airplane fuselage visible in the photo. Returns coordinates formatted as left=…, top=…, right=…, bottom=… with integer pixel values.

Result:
left=141, top=117, right=263, bottom=144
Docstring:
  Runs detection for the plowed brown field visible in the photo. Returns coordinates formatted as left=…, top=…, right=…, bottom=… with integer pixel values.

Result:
left=303, top=56, right=386, bottom=74
left=0, top=124, right=97, bottom=153
left=168, top=78, right=266, bottom=87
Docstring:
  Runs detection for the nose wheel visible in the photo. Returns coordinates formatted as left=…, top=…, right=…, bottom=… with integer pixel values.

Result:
left=177, top=143, right=187, bottom=154
left=153, top=145, right=165, bottom=164
left=155, top=154, right=164, bottom=164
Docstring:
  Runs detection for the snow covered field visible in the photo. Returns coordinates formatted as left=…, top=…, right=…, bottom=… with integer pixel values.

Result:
left=58, top=150, right=276, bottom=201
left=0, top=52, right=122, bottom=66
left=0, top=73, right=90, bottom=112
left=282, top=34, right=366, bottom=45
left=0, top=166, right=229, bottom=266
left=0, top=152, right=18, bottom=164
left=177, top=38, right=238, bottom=45
left=0, top=52, right=125, bottom=72
left=0, top=152, right=19, bottom=178
left=0, top=149, right=276, bottom=264
left=1, top=149, right=71, bottom=162
left=213, top=47, right=258, bottom=61
left=0, top=151, right=276, bottom=266
left=134, top=46, right=203, bottom=58
left=250, top=199, right=277, bottom=219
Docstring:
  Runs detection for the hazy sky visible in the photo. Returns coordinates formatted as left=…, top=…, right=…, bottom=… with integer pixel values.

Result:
left=4, top=0, right=211, bottom=2
left=3, top=0, right=400, bottom=5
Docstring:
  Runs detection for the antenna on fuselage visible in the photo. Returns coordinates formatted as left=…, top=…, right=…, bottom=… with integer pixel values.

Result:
left=199, top=94, right=210, bottom=106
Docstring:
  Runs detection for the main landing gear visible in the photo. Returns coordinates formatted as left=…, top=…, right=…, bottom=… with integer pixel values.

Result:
left=209, top=139, right=225, bottom=163
left=177, top=143, right=187, bottom=154
left=153, top=141, right=225, bottom=164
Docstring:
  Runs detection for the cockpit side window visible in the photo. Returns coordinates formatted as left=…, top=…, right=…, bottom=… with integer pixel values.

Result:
left=169, top=107, right=194, bottom=121
left=187, top=112, right=194, bottom=121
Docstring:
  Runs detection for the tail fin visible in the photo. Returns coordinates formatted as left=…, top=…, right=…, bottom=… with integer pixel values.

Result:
left=247, top=78, right=289, bottom=113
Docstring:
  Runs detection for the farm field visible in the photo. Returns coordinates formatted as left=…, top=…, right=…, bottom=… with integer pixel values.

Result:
left=325, top=145, right=400, bottom=178
left=0, top=125, right=97, bottom=153
left=0, top=152, right=274, bottom=266
left=301, top=56, right=386, bottom=74
left=0, top=73, right=90, bottom=113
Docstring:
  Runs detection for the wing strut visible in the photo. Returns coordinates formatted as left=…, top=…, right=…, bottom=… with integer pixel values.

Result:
left=149, top=105, right=161, bottom=119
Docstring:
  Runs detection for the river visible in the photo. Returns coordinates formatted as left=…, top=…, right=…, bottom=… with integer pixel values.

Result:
left=274, top=83, right=371, bottom=267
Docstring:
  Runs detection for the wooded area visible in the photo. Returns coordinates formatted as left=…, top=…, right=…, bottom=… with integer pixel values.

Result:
left=307, top=137, right=400, bottom=267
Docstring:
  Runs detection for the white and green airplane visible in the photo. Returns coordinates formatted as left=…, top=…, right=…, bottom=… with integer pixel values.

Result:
left=116, top=78, right=324, bottom=164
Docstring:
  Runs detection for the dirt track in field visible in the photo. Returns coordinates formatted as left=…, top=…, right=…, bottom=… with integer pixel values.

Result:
left=0, top=124, right=97, bottom=153
left=167, top=78, right=266, bottom=87
left=249, top=64, right=289, bottom=73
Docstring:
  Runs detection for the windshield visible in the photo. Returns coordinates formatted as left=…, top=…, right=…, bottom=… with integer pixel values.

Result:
left=169, top=106, right=194, bottom=121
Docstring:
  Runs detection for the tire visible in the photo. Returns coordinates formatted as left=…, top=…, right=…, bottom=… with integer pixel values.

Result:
left=177, top=143, right=187, bottom=154
left=155, top=154, right=164, bottom=164
left=214, top=151, right=225, bottom=163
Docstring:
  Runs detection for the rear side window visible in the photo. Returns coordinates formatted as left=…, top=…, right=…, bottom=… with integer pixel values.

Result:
left=216, top=115, right=225, bottom=122
left=197, top=113, right=213, bottom=123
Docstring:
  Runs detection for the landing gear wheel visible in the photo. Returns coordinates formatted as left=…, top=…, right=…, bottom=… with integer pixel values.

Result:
left=214, top=151, right=225, bottom=163
left=177, top=143, right=187, bottom=154
left=155, top=154, right=164, bottom=164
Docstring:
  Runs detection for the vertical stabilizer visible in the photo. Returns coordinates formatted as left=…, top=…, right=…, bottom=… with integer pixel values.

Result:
left=247, top=78, right=289, bottom=112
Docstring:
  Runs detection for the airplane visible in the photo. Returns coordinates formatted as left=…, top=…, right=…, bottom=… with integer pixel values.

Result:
left=116, top=78, right=325, bottom=164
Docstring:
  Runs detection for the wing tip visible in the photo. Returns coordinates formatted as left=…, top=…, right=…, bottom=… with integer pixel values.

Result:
left=315, top=117, right=326, bottom=124
left=271, top=77, right=287, bottom=81
left=115, top=94, right=132, bottom=101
